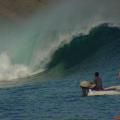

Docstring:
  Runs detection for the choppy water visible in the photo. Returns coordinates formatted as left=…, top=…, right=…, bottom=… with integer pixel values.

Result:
left=0, top=72, right=120, bottom=120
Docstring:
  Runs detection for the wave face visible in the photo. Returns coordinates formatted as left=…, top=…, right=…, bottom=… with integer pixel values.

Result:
left=47, top=24, right=120, bottom=69
left=0, top=0, right=119, bottom=81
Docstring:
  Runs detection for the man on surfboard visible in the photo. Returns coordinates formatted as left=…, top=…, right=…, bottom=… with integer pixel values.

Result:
left=93, top=72, right=103, bottom=90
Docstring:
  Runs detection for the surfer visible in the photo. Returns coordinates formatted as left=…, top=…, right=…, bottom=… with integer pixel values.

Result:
left=93, top=72, right=103, bottom=90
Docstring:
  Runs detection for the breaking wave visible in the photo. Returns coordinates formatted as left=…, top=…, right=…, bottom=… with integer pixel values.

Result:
left=0, top=0, right=119, bottom=82
left=47, top=23, right=120, bottom=69
left=0, top=53, right=32, bottom=81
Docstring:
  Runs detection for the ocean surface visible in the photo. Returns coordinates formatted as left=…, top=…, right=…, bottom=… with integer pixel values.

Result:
left=0, top=24, right=120, bottom=120
left=0, top=0, right=119, bottom=119
left=0, top=70, right=120, bottom=120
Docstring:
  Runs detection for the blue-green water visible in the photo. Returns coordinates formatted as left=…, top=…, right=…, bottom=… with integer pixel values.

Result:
left=1, top=26, right=120, bottom=119
left=0, top=24, right=120, bottom=120
left=0, top=73, right=120, bottom=120
left=0, top=0, right=119, bottom=119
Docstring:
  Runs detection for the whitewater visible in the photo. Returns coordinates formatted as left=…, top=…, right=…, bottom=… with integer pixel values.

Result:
left=0, top=0, right=120, bottom=120
left=0, top=0, right=119, bottom=82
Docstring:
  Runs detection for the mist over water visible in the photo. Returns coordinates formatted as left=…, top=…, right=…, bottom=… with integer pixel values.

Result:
left=0, top=0, right=119, bottom=81
left=0, top=1, right=120, bottom=120
left=0, top=53, right=32, bottom=81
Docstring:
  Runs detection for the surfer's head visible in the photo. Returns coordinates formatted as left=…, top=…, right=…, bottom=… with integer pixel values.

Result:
left=95, top=72, right=99, bottom=77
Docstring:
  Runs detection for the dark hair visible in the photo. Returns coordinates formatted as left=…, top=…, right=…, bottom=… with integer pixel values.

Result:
left=95, top=72, right=99, bottom=77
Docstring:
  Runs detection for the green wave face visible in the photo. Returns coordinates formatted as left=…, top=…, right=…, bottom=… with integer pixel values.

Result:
left=48, top=24, right=120, bottom=69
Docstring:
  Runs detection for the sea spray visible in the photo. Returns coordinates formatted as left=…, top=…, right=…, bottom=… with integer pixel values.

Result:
left=0, top=52, right=32, bottom=81
left=0, top=0, right=119, bottom=81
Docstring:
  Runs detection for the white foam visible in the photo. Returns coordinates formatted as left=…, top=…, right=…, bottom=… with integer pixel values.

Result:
left=0, top=52, right=32, bottom=81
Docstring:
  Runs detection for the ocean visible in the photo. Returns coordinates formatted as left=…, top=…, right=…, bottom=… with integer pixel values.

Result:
left=0, top=24, right=120, bottom=120
left=0, top=72, right=120, bottom=120
left=0, top=0, right=120, bottom=119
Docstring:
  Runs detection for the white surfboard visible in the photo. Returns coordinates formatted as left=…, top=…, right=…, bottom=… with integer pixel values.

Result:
left=88, top=88, right=120, bottom=96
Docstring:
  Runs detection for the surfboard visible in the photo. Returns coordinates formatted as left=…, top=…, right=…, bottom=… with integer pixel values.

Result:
left=88, top=89, right=120, bottom=96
